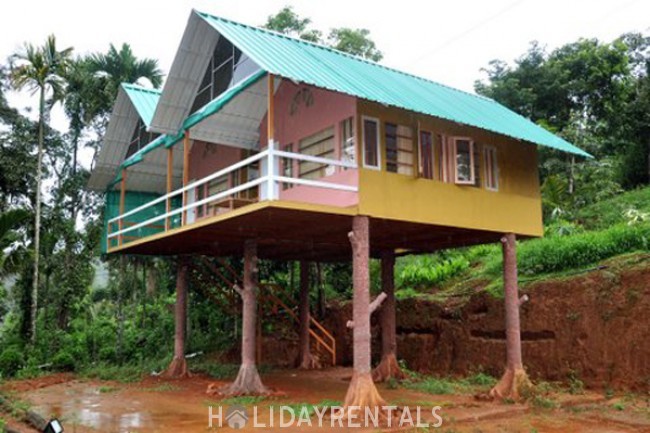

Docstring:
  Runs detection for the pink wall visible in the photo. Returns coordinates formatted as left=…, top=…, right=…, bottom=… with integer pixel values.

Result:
left=259, top=81, right=356, bottom=153
left=279, top=169, right=358, bottom=207
left=188, top=140, right=241, bottom=180
left=260, top=81, right=359, bottom=208
left=186, top=82, right=360, bottom=214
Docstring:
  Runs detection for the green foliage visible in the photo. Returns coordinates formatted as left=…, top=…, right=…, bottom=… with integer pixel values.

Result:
left=404, top=373, right=496, bottom=395
left=397, top=255, right=469, bottom=290
left=486, top=223, right=650, bottom=276
left=263, top=6, right=382, bottom=61
left=611, top=401, right=626, bottom=411
left=578, top=187, right=650, bottom=229
left=328, top=28, right=383, bottom=61
left=190, top=362, right=241, bottom=380
left=52, top=350, right=76, bottom=372
left=0, top=346, right=23, bottom=377
left=219, top=395, right=267, bottom=405
left=567, top=371, right=585, bottom=395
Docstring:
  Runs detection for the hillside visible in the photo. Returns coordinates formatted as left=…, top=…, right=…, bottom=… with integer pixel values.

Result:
left=391, top=186, right=650, bottom=305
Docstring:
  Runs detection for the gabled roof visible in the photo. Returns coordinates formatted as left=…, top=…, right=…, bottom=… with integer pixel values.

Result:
left=87, top=83, right=165, bottom=192
left=192, top=11, right=589, bottom=157
left=121, top=83, right=161, bottom=127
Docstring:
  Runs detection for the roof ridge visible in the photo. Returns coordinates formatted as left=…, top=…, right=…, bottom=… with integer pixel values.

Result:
left=121, top=82, right=162, bottom=95
left=195, top=10, right=493, bottom=103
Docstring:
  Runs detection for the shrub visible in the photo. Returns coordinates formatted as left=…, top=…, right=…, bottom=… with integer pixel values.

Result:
left=0, top=347, right=24, bottom=377
left=487, top=223, right=650, bottom=276
left=52, top=350, right=76, bottom=372
left=397, top=255, right=469, bottom=289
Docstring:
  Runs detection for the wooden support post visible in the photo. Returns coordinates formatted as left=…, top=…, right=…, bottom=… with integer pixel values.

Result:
left=257, top=302, right=262, bottom=365
left=489, top=233, right=531, bottom=400
left=267, top=74, right=275, bottom=143
left=266, top=73, right=276, bottom=200
left=162, top=258, right=189, bottom=378
left=373, top=250, right=405, bottom=381
left=166, top=146, right=173, bottom=231
left=298, top=260, right=319, bottom=369
left=118, top=168, right=127, bottom=246
left=182, top=131, right=190, bottom=226
left=341, top=215, right=387, bottom=415
left=210, top=240, right=269, bottom=395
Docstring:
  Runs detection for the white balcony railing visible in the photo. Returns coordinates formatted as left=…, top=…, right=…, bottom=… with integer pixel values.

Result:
left=106, top=142, right=358, bottom=248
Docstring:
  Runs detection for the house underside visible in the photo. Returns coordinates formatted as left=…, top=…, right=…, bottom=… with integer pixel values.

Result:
left=108, top=201, right=505, bottom=261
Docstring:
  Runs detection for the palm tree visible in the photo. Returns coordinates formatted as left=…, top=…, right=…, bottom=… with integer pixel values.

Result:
left=0, top=209, right=30, bottom=276
left=10, top=35, right=72, bottom=343
left=88, top=43, right=163, bottom=107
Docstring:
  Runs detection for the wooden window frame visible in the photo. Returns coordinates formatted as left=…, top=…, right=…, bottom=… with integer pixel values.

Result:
left=361, top=116, right=381, bottom=170
left=418, top=129, right=434, bottom=180
left=483, top=145, right=499, bottom=191
left=384, top=122, right=415, bottom=176
left=452, top=136, right=475, bottom=185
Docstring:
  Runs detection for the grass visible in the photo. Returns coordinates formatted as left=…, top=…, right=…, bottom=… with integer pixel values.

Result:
left=190, top=360, right=273, bottom=380
left=269, top=399, right=343, bottom=417
left=404, top=373, right=497, bottom=395
left=142, top=383, right=180, bottom=392
left=79, top=358, right=169, bottom=383
left=205, top=395, right=269, bottom=406
left=577, top=186, right=650, bottom=230
left=98, top=385, right=120, bottom=393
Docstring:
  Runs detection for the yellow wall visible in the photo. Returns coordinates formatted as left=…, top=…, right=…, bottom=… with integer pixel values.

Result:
left=356, top=100, right=543, bottom=237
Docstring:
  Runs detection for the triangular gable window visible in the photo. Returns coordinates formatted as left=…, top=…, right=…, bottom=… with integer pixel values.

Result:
left=190, top=36, right=261, bottom=114
left=125, top=119, right=159, bottom=159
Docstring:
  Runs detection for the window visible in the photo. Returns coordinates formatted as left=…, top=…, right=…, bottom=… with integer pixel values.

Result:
left=340, top=117, right=356, bottom=167
left=362, top=117, right=380, bottom=169
left=453, top=137, right=475, bottom=184
left=484, top=146, right=499, bottom=191
left=125, top=119, right=159, bottom=160
left=440, top=135, right=455, bottom=183
left=190, top=37, right=261, bottom=114
left=419, top=130, right=434, bottom=179
left=385, top=123, right=414, bottom=175
left=299, top=126, right=335, bottom=180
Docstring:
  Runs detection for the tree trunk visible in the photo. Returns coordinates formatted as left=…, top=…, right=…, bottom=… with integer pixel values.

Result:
left=489, top=233, right=532, bottom=400
left=297, top=260, right=319, bottom=369
left=342, top=216, right=388, bottom=419
left=373, top=250, right=404, bottom=382
left=163, top=259, right=190, bottom=378
left=29, top=86, right=45, bottom=344
left=214, top=240, right=269, bottom=395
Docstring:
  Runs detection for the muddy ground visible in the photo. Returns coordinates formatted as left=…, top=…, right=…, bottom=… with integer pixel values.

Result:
left=2, top=368, right=649, bottom=432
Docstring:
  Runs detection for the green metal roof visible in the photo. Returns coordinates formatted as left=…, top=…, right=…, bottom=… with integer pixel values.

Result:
left=112, top=70, right=267, bottom=185
left=121, top=83, right=161, bottom=127
left=197, top=11, right=590, bottom=157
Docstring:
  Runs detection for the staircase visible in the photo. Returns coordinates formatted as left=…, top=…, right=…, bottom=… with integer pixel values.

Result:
left=195, top=257, right=337, bottom=366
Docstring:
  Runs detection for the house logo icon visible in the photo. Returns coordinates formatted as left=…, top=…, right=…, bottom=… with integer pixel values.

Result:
left=226, top=405, right=248, bottom=429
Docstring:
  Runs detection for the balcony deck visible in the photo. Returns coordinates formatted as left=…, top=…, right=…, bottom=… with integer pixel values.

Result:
left=109, top=198, right=503, bottom=261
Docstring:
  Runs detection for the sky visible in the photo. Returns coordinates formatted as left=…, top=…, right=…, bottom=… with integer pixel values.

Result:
left=1, top=0, right=649, bottom=168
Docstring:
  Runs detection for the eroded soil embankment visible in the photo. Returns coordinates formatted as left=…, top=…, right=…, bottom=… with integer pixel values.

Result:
left=262, top=262, right=650, bottom=390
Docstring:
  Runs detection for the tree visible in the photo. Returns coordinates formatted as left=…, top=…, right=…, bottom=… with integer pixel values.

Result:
left=263, top=6, right=321, bottom=42
left=264, top=6, right=382, bottom=61
left=342, top=216, right=389, bottom=421
left=213, top=240, right=269, bottom=395
left=88, top=43, right=163, bottom=112
left=0, top=209, right=30, bottom=276
left=328, top=28, right=383, bottom=62
left=373, top=251, right=404, bottom=382
left=10, top=35, right=72, bottom=343
left=489, top=234, right=532, bottom=400
left=297, top=261, right=319, bottom=369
